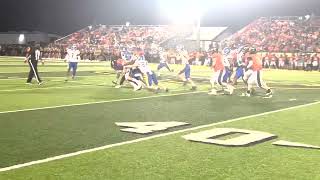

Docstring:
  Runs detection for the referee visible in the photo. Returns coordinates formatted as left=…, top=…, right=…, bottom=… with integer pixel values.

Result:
left=25, top=45, right=43, bottom=85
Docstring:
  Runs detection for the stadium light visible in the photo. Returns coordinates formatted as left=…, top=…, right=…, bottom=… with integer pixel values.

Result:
left=158, top=0, right=210, bottom=25
left=18, top=34, right=25, bottom=44
left=158, top=0, right=212, bottom=50
left=305, top=15, right=311, bottom=20
left=126, top=21, right=130, bottom=27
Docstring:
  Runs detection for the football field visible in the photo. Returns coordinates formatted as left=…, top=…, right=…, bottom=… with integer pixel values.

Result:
left=0, top=57, right=319, bottom=180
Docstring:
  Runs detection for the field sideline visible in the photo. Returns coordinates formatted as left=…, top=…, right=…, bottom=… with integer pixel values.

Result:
left=0, top=57, right=320, bottom=179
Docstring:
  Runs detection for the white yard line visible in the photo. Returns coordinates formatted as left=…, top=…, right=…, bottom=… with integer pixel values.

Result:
left=276, top=87, right=320, bottom=90
left=0, top=100, right=319, bottom=172
left=0, top=83, right=190, bottom=92
left=0, top=91, right=205, bottom=114
left=0, top=84, right=105, bottom=92
left=0, top=74, right=110, bottom=81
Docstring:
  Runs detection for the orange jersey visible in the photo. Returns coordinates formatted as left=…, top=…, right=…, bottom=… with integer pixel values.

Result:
left=117, top=58, right=126, bottom=66
left=212, top=53, right=224, bottom=72
left=252, top=55, right=263, bottom=71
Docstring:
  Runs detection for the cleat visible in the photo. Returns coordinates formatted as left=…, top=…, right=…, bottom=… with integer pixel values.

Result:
left=115, top=85, right=121, bottom=88
left=112, top=80, right=117, bottom=85
left=155, top=87, right=161, bottom=94
left=134, top=84, right=142, bottom=91
left=245, top=90, right=252, bottom=97
left=266, top=89, right=273, bottom=96
left=182, top=81, right=187, bottom=86
left=226, top=86, right=235, bottom=95
left=263, top=95, right=273, bottom=99
left=208, top=89, right=217, bottom=95
left=26, top=82, right=32, bottom=85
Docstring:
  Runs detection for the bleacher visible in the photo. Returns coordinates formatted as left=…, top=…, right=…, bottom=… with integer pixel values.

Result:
left=42, top=16, right=319, bottom=61
left=228, top=16, right=320, bottom=53
left=55, top=25, right=176, bottom=50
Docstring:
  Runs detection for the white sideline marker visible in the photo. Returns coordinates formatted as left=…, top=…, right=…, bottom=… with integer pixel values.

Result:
left=272, top=140, right=320, bottom=149
left=0, top=100, right=319, bottom=172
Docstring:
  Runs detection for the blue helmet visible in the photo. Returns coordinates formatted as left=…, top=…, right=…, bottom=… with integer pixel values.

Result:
left=223, top=47, right=231, bottom=56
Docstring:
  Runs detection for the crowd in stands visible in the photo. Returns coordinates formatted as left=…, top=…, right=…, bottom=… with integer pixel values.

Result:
left=0, top=44, right=27, bottom=56
left=1, top=17, right=319, bottom=72
left=185, top=50, right=320, bottom=71
left=50, top=25, right=176, bottom=61
left=260, top=52, right=320, bottom=71
left=228, top=17, right=320, bottom=53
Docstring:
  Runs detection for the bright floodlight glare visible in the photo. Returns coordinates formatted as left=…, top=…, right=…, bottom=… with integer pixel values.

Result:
left=159, top=0, right=211, bottom=24
left=126, top=22, right=130, bottom=27
left=88, top=25, right=93, bottom=30
left=305, top=15, right=311, bottom=20
left=18, top=34, right=25, bottom=43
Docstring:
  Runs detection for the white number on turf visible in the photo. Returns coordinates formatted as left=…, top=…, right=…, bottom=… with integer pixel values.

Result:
left=116, top=122, right=189, bottom=134
left=183, top=128, right=276, bottom=147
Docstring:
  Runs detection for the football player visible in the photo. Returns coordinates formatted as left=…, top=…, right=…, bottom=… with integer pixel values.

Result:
left=157, top=48, right=173, bottom=76
left=232, top=46, right=248, bottom=85
left=122, top=65, right=144, bottom=91
left=208, top=49, right=235, bottom=95
left=245, top=48, right=272, bottom=97
left=136, top=55, right=169, bottom=93
left=222, top=47, right=233, bottom=83
left=177, top=48, right=197, bottom=90
left=111, top=56, right=126, bottom=88
left=121, top=51, right=146, bottom=91
left=65, top=45, right=80, bottom=80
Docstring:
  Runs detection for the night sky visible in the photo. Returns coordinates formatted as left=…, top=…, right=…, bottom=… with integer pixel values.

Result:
left=0, top=0, right=319, bottom=35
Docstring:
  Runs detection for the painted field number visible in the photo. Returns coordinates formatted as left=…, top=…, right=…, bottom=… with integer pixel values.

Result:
left=182, top=128, right=277, bottom=147
left=116, top=123, right=320, bottom=149
left=115, top=122, right=189, bottom=134
left=183, top=128, right=320, bottom=149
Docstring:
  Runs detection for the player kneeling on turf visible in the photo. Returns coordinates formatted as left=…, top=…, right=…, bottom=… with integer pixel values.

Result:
left=123, top=66, right=144, bottom=91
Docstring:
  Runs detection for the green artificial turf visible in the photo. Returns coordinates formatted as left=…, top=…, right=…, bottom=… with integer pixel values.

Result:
left=0, top=57, right=320, bottom=179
